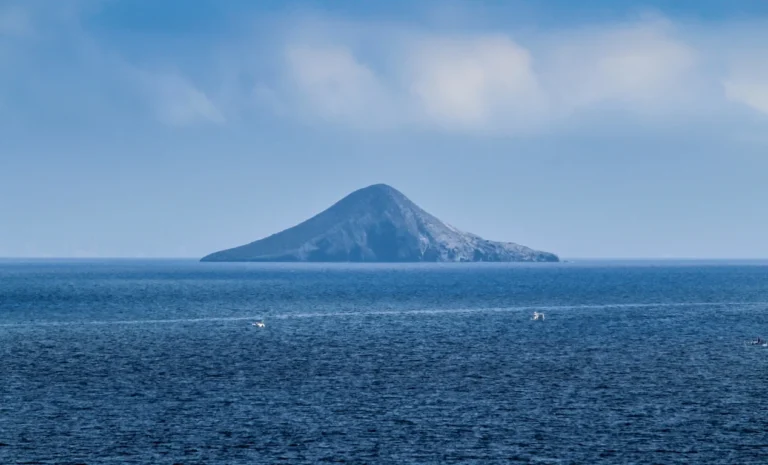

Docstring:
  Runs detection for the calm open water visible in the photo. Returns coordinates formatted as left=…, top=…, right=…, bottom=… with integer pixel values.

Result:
left=1, top=260, right=768, bottom=464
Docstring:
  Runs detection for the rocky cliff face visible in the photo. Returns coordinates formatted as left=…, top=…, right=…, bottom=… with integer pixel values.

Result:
left=201, top=184, right=559, bottom=262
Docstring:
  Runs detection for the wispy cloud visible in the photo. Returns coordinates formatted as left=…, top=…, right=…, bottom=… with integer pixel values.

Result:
left=269, top=13, right=768, bottom=134
left=543, top=18, right=698, bottom=114
left=4, top=3, right=768, bottom=133
left=723, top=55, right=768, bottom=117
left=725, top=78, right=768, bottom=115
left=279, top=31, right=552, bottom=134
left=407, top=34, right=547, bottom=132
left=0, top=2, right=225, bottom=128
left=284, top=45, right=393, bottom=127
left=138, top=71, right=225, bottom=126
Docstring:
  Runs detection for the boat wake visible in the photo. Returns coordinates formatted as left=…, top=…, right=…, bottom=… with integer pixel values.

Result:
left=1, top=301, right=766, bottom=328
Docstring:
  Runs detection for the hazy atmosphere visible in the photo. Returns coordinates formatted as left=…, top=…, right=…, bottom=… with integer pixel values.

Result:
left=5, top=3, right=768, bottom=464
left=3, top=0, right=768, bottom=258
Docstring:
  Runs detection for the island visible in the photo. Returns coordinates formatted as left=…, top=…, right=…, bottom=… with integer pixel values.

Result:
left=200, top=184, right=559, bottom=263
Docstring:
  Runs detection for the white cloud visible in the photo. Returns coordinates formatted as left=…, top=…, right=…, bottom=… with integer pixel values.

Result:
left=724, top=61, right=768, bottom=116
left=0, top=2, right=227, bottom=128
left=6, top=3, right=768, bottom=134
left=285, top=45, right=394, bottom=126
left=277, top=16, right=712, bottom=134
left=545, top=19, right=698, bottom=113
left=140, top=72, right=225, bottom=127
left=281, top=34, right=550, bottom=134
left=407, top=35, right=547, bottom=131
left=725, top=79, right=768, bottom=115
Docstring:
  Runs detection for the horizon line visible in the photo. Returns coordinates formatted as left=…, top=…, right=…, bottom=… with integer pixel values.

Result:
left=2, top=257, right=768, bottom=262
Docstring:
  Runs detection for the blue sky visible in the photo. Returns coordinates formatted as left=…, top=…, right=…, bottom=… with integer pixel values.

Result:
left=2, top=0, right=768, bottom=259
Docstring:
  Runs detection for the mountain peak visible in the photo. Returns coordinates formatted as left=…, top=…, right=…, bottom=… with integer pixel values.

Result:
left=201, top=185, right=558, bottom=263
left=340, top=183, right=407, bottom=204
left=357, top=183, right=399, bottom=193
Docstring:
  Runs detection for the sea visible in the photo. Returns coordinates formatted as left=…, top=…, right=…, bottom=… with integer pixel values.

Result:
left=1, top=259, right=768, bottom=464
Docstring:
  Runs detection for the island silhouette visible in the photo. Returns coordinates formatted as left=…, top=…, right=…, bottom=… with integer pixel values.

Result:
left=201, top=184, right=558, bottom=263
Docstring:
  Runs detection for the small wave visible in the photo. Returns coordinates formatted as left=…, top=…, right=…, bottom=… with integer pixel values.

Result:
left=0, top=315, right=262, bottom=328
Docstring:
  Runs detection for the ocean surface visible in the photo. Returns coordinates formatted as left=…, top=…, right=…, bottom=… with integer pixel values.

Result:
left=2, top=259, right=768, bottom=464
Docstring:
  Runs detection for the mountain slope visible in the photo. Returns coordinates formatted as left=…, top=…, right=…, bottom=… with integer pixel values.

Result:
left=201, top=184, right=559, bottom=262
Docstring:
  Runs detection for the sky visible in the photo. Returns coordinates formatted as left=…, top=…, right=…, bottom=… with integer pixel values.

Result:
left=2, top=0, right=768, bottom=259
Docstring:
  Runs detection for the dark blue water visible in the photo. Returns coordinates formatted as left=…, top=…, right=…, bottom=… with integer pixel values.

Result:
left=2, top=260, right=768, bottom=464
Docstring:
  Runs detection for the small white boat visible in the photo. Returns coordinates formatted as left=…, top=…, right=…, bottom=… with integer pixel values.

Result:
left=532, top=312, right=545, bottom=321
left=746, top=338, right=767, bottom=347
left=252, top=320, right=265, bottom=328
